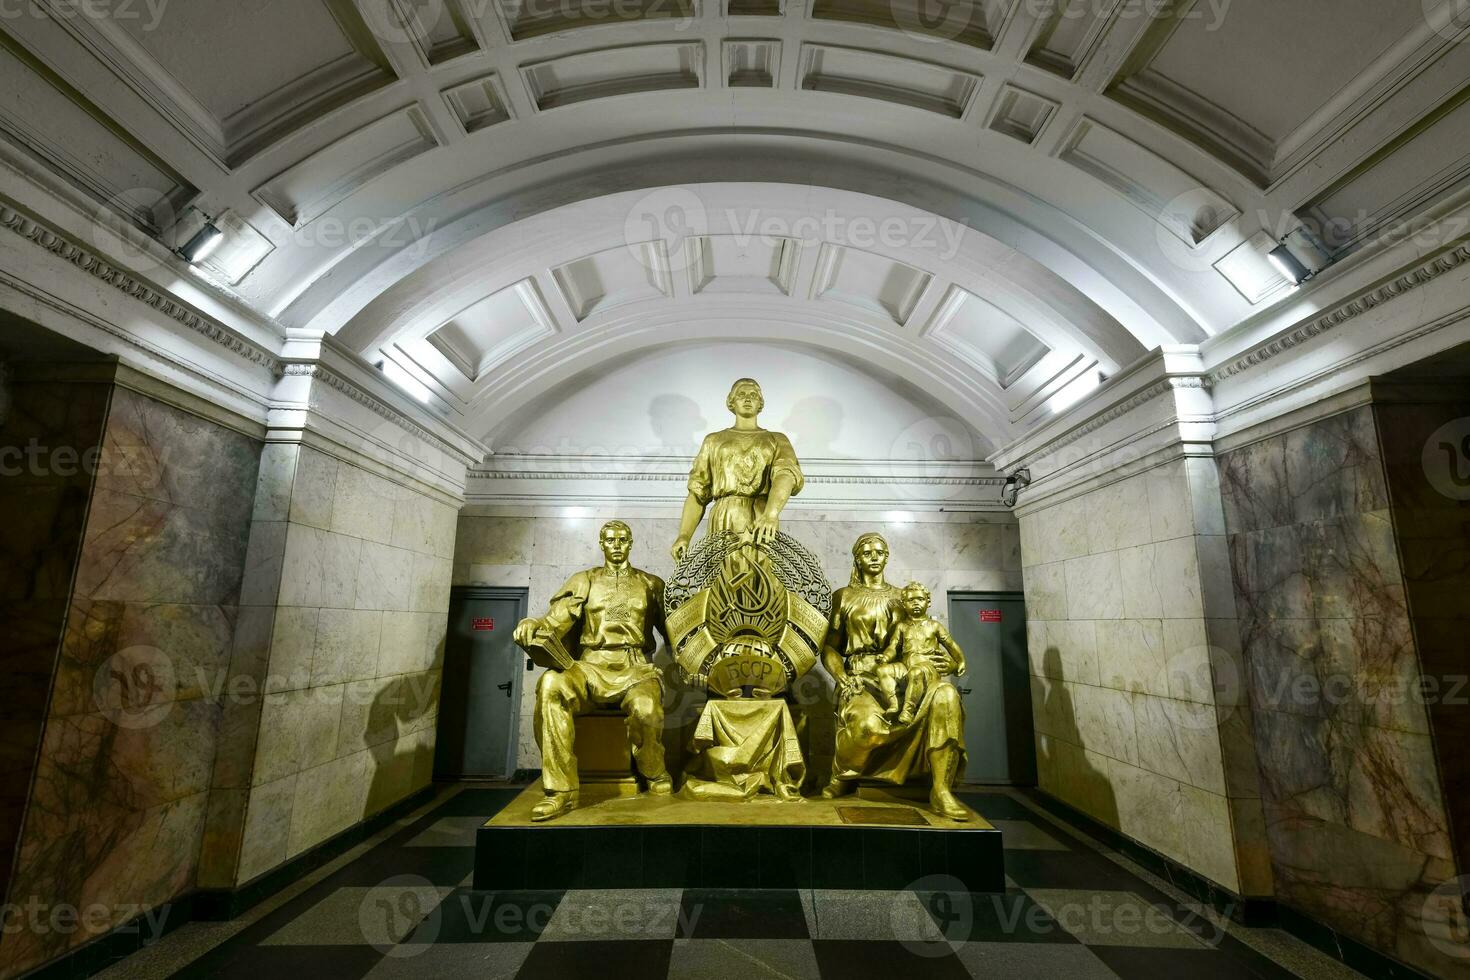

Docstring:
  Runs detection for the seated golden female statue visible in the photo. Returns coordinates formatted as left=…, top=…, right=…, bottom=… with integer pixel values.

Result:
left=513, top=520, right=672, bottom=821
left=820, top=533, right=970, bottom=820
left=671, top=377, right=803, bottom=561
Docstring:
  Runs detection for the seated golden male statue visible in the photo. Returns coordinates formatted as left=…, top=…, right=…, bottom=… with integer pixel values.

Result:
left=513, top=520, right=672, bottom=821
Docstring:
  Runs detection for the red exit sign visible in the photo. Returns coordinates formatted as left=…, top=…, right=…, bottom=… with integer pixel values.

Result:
left=979, top=610, right=1002, bottom=623
left=473, top=617, right=495, bottom=631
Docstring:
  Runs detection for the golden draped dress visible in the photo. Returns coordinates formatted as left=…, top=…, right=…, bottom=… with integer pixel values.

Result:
left=686, top=427, right=804, bottom=535
left=828, top=582, right=966, bottom=783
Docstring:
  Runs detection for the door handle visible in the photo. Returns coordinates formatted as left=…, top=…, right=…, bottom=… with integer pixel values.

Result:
left=497, top=682, right=512, bottom=698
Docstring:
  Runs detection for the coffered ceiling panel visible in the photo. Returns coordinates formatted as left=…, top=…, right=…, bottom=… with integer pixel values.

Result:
left=1026, top=0, right=1124, bottom=79
left=799, top=44, right=981, bottom=118
left=253, top=106, right=439, bottom=227
left=690, top=235, right=798, bottom=295
left=812, top=243, right=931, bottom=325
left=0, top=34, right=193, bottom=231
left=93, top=0, right=393, bottom=164
left=554, top=243, right=675, bottom=320
left=425, top=278, right=555, bottom=382
left=1113, top=0, right=1426, bottom=183
left=923, top=286, right=1050, bottom=387
left=522, top=42, right=705, bottom=111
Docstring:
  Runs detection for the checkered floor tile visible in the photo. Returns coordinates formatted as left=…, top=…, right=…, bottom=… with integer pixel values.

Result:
left=158, top=787, right=1354, bottom=979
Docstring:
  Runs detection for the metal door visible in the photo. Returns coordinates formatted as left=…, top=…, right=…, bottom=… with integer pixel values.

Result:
left=434, top=587, right=528, bottom=779
left=947, top=592, right=1036, bottom=785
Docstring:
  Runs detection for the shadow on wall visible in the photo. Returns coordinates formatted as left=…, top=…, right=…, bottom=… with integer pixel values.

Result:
left=1037, top=647, right=1118, bottom=830
left=364, top=669, right=442, bottom=819
left=782, top=396, right=848, bottom=459
left=649, top=394, right=707, bottom=456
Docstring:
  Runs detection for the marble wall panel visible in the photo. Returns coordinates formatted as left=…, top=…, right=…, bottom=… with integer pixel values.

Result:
left=0, top=387, right=260, bottom=980
left=1020, top=459, right=1262, bottom=898
left=225, top=446, right=452, bottom=890
left=1221, top=403, right=1462, bottom=978
left=0, top=367, right=112, bottom=919
left=1375, top=395, right=1470, bottom=933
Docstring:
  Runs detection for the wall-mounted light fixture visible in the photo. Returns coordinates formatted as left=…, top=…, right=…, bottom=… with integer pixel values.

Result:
left=176, top=221, right=224, bottom=265
left=1268, top=226, right=1333, bottom=286
left=1001, top=468, right=1032, bottom=508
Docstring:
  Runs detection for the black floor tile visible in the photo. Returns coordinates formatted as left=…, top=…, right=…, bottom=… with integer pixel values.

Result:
left=406, top=889, right=565, bottom=944
left=1090, top=945, right=1300, bottom=980
left=956, top=792, right=1039, bottom=821
left=812, top=939, right=971, bottom=979
left=678, top=888, right=809, bottom=939
left=1004, top=849, right=1150, bottom=892
left=171, top=944, right=384, bottom=980
left=916, top=890, right=1079, bottom=945
left=431, top=787, right=525, bottom=818
left=334, top=845, right=475, bottom=887
left=515, top=938, right=672, bottom=979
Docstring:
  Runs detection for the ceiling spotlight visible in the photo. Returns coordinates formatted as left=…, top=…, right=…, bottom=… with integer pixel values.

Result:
left=177, top=222, right=224, bottom=265
left=1267, top=243, right=1311, bottom=285
left=1267, top=227, right=1332, bottom=286
left=1001, top=468, right=1031, bottom=508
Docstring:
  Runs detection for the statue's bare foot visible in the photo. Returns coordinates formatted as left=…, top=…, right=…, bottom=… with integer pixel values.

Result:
left=775, top=784, right=806, bottom=802
left=647, top=775, right=674, bottom=796
left=821, top=778, right=856, bottom=799
left=531, top=791, right=578, bottom=822
left=930, top=788, right=970, bottom=821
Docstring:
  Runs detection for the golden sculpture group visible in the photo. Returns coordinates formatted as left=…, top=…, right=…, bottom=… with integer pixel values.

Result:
left=514, top=378, right=970, bottom=822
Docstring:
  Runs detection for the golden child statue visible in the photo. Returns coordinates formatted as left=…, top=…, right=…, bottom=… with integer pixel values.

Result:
left=671, top=378, right=804, bottom=560
left=513, top=520, right=672, bottom=822
left=873, top=583, right=968, bottom=726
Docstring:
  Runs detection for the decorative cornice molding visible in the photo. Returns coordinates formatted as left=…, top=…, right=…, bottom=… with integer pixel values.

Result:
left=284, top=362, right=472, bottom=464
left=1028, top=375, right=1210, bottom=458
left=0, top=204, right=283, bottom=374
left=466, top=469, right=1004, bottom=487
left=1208, top=242, right=1470, bottom=384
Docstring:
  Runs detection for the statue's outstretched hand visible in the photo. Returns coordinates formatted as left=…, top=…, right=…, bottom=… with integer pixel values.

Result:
left=671, top=537, right=690, bottom=562
left=512, top=618, right=542, bottom=649
left=752, top=512, right=779, bottom=546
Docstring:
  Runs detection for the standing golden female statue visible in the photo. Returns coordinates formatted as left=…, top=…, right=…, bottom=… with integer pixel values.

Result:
left=671, top=378, right=803, bottom=560
left=821, top=533, right=970, bottom=820
left=513, top=520, right=672, bottom=821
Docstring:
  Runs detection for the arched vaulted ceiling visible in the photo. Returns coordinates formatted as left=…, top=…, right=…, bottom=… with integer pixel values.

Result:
left=5, top=0, right=1468, bottom=450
